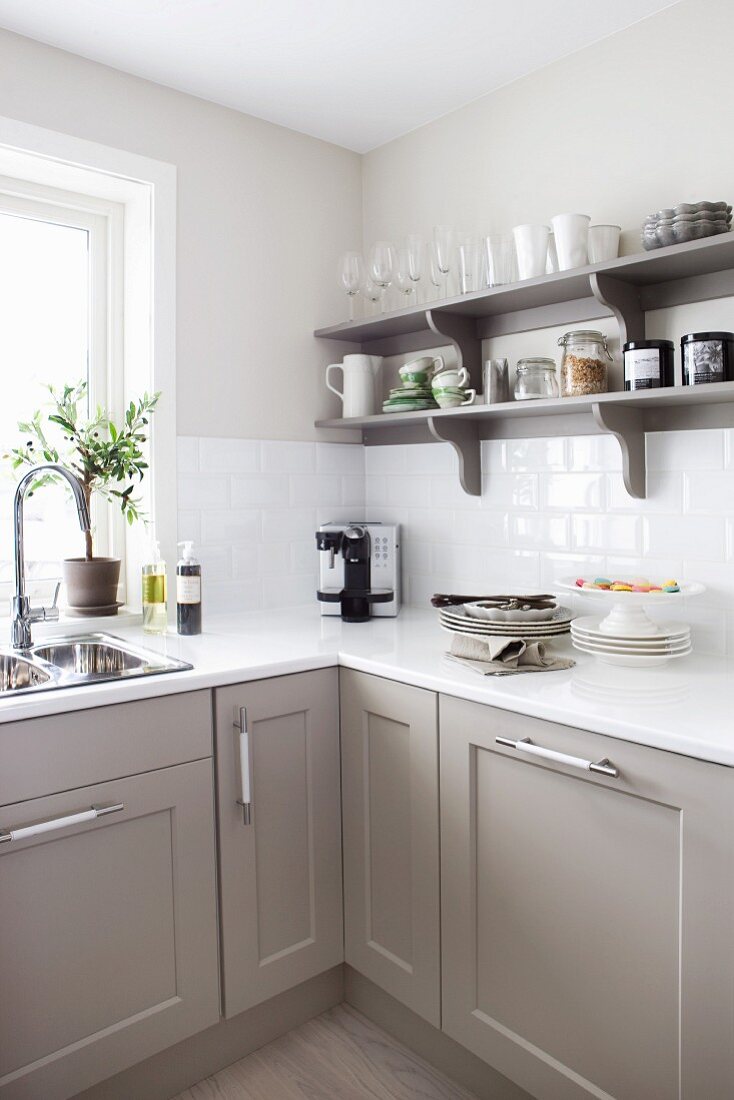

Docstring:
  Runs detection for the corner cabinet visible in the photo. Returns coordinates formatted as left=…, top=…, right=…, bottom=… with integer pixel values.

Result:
left=340, top=669, right=441, bottom=1027
left=215, top=669, right=343, bottom=1018
left=0, top=692, right=220, bottom=1100
left=439, top=695, right=734, bottom=1100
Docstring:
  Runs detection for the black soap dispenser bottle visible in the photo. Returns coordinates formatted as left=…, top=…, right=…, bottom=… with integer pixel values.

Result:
left=176, top=540, right=202, bottom=635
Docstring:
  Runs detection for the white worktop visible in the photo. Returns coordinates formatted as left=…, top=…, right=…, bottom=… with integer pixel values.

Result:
left=1, top=605, right=733, bottom=766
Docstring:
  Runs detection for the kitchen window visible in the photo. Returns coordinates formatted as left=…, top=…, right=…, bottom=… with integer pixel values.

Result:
left=0, top=118, right=177, bottom=615
left=0, top=178, right=124, bottom=605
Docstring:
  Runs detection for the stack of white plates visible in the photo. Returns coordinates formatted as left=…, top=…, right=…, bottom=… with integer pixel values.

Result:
left=571, top=616, right=691, bottom=667
left=439, top=604, right=573, bottom=640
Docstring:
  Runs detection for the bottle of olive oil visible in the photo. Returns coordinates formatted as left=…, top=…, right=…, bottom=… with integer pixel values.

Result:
left=142, top=539, right=167, bottom=634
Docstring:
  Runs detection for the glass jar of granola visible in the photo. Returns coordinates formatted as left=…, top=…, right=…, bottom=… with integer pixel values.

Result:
left=558, top=330, right=612, bottom=397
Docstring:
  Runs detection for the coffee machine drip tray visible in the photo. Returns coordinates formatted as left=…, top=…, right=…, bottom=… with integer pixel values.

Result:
left=317, top=587, right=394, bottom=624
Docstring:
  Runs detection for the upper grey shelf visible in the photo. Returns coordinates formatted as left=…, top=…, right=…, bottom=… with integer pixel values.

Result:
left=314, top=234, right=734, bottom=499
left=315, top=233, right=734, bottom=381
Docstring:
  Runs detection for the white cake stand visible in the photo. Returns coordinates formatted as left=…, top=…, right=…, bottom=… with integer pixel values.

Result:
left=557, top=576, right=705, bottom=637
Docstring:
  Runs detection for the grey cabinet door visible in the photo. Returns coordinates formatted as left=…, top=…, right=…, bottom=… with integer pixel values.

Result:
left=215, top=669, right=343, bottom=1018
left=0, top=759, right=220, bottom=1100
left=340, top=669, right=440, bottom=1027
left=440, top=695, right=734, bottom=1100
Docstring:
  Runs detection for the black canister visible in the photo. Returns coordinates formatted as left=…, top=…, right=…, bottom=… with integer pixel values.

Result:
left=623, top=340, right=675, bottom=391
left=681, top=331, right=734, bottom=385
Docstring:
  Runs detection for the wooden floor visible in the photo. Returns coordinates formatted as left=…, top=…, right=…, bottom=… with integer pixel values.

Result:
left=173, top=1003, right=479, bottom=1100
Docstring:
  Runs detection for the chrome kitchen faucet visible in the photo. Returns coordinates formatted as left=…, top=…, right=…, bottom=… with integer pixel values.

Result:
left=12, top=464, right=91, bottom=649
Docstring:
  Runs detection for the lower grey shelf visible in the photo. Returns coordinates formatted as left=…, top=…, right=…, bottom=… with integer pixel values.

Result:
left=315, top=382, right=734, bottom=499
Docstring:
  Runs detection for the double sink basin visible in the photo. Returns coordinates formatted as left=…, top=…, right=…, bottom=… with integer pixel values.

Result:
left=0, top=633, right=192, bottom=697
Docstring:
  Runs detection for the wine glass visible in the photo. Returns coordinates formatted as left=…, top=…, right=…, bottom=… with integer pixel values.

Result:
left=368, top=241, right=396, bottom=313
left=338, top=251, right=365, bottom=321
left=394, top=247, right=416, bottom=306
left=405, top=234, right=424, bottom=300
left=428, top=242, right=443, bottom=301
left=361, top=275, right=383, bottom=316
left=432, top=225, right=454, bottom=299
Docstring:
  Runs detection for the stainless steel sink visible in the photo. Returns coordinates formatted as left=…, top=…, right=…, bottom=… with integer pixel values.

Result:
left=0, top=633, right=192, bottom=697
left=0, top=654, right=52, bottom=692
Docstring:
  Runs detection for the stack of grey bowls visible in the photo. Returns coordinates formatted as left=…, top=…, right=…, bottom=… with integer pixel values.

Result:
left=642, top=201, right=732, bottom=250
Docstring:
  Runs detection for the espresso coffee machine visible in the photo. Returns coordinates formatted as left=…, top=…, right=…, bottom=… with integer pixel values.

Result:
left=316, top=521, right=400, bottom=622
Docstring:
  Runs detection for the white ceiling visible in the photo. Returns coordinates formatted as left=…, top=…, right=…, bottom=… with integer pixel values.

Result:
left=0, top=0, right=680, bottom=152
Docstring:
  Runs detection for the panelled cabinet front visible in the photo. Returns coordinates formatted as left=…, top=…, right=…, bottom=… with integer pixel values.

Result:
left=0, top=759, right=220, bottom=1100
left=215, top=669, right=343, bottom=1018
left=439, top=694, right=734, bottom=1100
left=340, top=669, right=440, bottom=1027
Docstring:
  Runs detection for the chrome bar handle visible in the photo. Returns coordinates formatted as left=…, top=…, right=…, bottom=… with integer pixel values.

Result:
left=0, top=802, right=124, bottom=844
left=495, top=736, right=619, bottom=778
left=234, top=707, right=252, bottom=825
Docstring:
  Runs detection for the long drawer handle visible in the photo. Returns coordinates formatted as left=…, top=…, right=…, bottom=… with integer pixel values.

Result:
left=234, top=707, right=252, bottom=826
left=0, top=802, right=124, bottom=844
left=495, top=736, right=619, bottom=778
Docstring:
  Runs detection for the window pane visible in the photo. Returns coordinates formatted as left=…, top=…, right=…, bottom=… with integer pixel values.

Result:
left=0, top=212, right=90, bottom=592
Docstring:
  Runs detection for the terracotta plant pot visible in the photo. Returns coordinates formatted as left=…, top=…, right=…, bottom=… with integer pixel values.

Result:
left=62, top=557, right=122, bottom=615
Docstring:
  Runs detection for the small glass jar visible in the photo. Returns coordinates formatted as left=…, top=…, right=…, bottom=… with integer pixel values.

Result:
left=514, top=357, right=559, bottom=401
left=558, top=330, right=612, bottom=397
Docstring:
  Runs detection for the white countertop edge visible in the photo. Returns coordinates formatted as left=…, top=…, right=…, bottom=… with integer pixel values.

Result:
left=0, top=607, right=732, bottom=769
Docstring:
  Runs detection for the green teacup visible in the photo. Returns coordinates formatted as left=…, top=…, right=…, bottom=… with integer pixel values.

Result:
left=399, top=370, right=431, bottom=386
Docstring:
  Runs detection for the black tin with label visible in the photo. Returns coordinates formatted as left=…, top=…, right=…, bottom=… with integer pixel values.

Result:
left=681, top=331, right=734, bottom=386
left=623, top=339, right=674, bottom=391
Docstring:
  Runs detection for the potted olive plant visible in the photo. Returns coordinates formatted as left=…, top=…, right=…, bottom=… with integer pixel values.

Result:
left=6, top=382, right=159, bottom=614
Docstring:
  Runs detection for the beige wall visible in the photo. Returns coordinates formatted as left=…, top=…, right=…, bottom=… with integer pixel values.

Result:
left=362, top=0, right=733, bottom=257
left=0, top=28, right=362, bottom=441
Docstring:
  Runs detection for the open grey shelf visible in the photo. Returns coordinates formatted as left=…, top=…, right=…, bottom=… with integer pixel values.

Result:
left=314, top=234, right=734, bottom=497
left=317, top=382, right=734, bottom=500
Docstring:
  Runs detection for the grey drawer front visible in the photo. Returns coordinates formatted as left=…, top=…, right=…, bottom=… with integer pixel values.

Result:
left=0, top=689, right=212, bottom=805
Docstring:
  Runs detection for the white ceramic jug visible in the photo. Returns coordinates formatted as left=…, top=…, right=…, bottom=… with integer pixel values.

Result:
left=325, top=354, right=382, bottom=418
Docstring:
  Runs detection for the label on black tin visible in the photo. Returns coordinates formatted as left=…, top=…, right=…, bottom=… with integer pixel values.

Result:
left=683, top=340, right=724, bottom=385
left=625, top=348, right=661, bottom=389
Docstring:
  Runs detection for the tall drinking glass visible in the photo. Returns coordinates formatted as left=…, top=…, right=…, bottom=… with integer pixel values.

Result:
left=458, top=235, right=481, bottom=294
left=485, top=233, right=517, bottom=287
left=337, top=251, right=365, bottom=320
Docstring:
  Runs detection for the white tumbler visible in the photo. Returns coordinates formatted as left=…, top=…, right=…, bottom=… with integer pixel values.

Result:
left=512, top=224, right=550, bottom=280
left=551, top=213, right=590, bottom=270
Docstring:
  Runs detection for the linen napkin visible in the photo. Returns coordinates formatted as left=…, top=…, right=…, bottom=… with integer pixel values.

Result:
left=445, top=632, right=575, bottom=676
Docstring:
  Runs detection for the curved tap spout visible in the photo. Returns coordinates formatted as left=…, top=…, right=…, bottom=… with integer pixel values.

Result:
left=12, top=464, right=91, bottom=649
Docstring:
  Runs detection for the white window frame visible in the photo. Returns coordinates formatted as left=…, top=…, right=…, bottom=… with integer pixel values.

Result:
left=0, top=178, right=125, bottom=597
left=0, top=116, right=177, bottom=612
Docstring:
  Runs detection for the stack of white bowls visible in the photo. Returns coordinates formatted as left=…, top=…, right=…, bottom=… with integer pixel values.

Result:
left=570, top=616, right=691, bottom=668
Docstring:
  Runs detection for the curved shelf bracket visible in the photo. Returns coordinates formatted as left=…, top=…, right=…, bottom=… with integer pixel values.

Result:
left=425, top=310, right=482, bottom=389
left=589, top=273, right=645, bottom=346
left=592, top=402, right=646, bottom=499
left=427, top=416, right=482, bottom=496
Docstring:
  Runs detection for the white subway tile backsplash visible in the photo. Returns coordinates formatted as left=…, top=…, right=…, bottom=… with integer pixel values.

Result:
left=482, top=473, right=538, bottom=510
left=201, top=509, right=260, bottom=545
left=607, top=472, right=682, bottom=513
left=199, top=437, right=259, bottom=473
left=179, top=474, right=229, bottom=511
left=177, top=436, right=199, bottom=474
left=643, top=514, right=726, bottom=560
left=290, top=474, right=342, bottom=506
left=178, top=432, right=734, bottom=654
left=231, top=474, right=289, bottom=507
left=542, top=473, right=605, bottom=511
left=571, top=514, right=641, bottom=554
left=316, top=442, right=363, bottom=476
left=505, top=437, right=567, bottom=472
left=683, top=471, right=734, bottom=515
left=511, top=514, right=570, bottom=550
left=647, top=429, right=724, bottom=472
left=261, top=439, right=315, bottom=473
